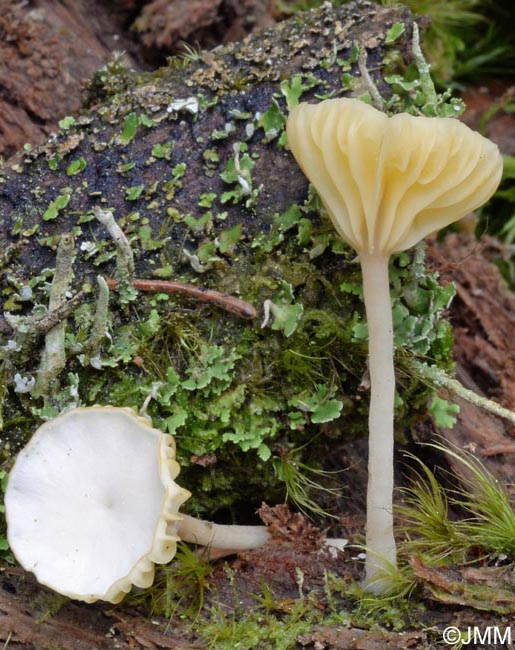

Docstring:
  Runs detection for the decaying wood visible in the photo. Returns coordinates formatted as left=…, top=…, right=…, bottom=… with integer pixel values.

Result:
left=0, top=1, right=414, bottom=286
left=0, top=567, right=196, bottom=649
left=425, top=234, right=515, bottom=486
left=133, top=0, right=275, bottom=50
left=0, top=569, right=127, bottom=650
left=411, top=555, right=515, bottom=614
left=0, top=0, right=141, bottom=158
left=298, top=626, right=425, bottom=650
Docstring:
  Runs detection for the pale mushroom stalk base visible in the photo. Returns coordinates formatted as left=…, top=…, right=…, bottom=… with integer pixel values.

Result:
left=177, top=515, right=348, bottom=558
left=177, top=514, right=270, bottom=550
left=360, top=252, right=397, bottom=593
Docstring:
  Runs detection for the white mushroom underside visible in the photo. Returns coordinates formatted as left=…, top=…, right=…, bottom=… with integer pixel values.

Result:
left=6, top=409, right=170, bottom=600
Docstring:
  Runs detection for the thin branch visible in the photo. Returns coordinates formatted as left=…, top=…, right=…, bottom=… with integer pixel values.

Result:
left=410, top=359, right=515, bottom=427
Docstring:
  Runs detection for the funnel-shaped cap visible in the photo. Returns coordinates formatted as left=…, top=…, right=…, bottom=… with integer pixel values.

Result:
left=287, top=98, right=503, bottom=255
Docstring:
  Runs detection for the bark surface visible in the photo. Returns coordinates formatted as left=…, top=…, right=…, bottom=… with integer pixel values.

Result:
left=0, top=0, right=141, bottom=158
left=0, top=1, right=414, bottom=293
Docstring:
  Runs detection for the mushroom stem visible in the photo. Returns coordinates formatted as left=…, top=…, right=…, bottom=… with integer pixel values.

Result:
left=360, top=252, right=397, bottom=592
left=177, top=514, right=270, bottom=550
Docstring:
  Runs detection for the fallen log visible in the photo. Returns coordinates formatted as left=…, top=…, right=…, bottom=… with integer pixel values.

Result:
left=0, top=0, right=434, bottom=533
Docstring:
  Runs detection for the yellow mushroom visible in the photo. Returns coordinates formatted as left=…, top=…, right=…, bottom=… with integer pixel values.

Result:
left=286, top=97, right=503, bottom=592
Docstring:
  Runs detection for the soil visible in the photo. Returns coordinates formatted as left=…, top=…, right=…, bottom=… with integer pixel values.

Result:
left=2, top=2, right=515, bottom=649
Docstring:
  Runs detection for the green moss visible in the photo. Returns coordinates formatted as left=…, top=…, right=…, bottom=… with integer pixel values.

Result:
left=0, top=1, right=457, bottom=531
left=137, top=555, right=430, bottom=648
left=0, top=192, right=454, bottom=521
left=198, top=600, right=317, bottom=649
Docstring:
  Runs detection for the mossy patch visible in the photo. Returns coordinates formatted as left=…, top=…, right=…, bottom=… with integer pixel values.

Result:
left=0, top=192, right=454, bottom=520
left=0, top=1, right=455, bottom=528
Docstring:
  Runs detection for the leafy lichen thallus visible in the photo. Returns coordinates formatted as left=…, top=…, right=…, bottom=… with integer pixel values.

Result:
left=286, top=97, right=503, bottom=593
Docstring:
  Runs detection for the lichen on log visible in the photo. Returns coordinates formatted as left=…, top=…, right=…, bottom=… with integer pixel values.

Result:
left=0, top=0, right=414, bottom=274
left=0, top=2, right=440, bottom=517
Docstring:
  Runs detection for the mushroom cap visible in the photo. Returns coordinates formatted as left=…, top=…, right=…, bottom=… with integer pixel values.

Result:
left=5, top=406, right=191, bottom=603
left=286, top=98, right=503, bottom=255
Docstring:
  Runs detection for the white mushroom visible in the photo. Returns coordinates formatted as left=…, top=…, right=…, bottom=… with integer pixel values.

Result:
left=5, top=407, right=190, bottom=603
left=5, top=406, right=270, bottom=603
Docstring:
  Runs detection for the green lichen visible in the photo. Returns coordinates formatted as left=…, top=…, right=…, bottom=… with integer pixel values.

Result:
left=220, top=143, right=261, bottom=207
left=93, top=207, right=136, bottom=303
left=0, top=188, right=454, bottom=518
left=78, top=275, right=110, bottom=363
left=151, top=141, right=174, bottom=160
left=0, top=1, right=459, bottom=530
left=381, top=23, right=465, bottom=117
left=42, top=187, right=72, bottom=221
left=66, top=157, right=87, bottom=176
left=257, top=100, right=286, bottom=144
left=34, top=233, right=75, bottom=397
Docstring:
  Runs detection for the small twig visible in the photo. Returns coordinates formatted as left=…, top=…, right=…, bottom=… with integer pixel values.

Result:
left=106, top=278, right=257, bottom=320
left=35, top=291, right=85, bottom=336
left=482, top=443, right=515, bottom=457
left=409, top=359, right=515, bottom=427
left=358, top=48, right=384, bottom=111
left=5, top=291, right=86, bottom=339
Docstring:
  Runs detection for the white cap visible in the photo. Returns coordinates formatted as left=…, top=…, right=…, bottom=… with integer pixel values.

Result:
left=5, top=406, right=191, bottom=603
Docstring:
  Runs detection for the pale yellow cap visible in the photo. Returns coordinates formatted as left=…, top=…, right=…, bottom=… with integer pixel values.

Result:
left=286, top=98, right=503, bottom=255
